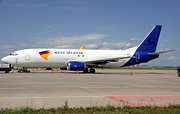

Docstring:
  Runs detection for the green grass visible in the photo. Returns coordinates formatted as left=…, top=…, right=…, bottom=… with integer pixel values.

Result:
left=1, top=105, right=180, bottom=114
left=97, top=67, right=177, bottom=70
left=28, top=67, right=178, bottom=70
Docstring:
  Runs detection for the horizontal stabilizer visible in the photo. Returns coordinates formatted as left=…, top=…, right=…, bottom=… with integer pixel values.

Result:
left=148, top=50, right=178, bottom=56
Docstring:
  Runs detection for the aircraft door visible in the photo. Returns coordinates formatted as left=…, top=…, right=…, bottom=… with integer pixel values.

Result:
left=16, top=58, right=18, bottom=64
left=25, top=51, right=30, bottom=60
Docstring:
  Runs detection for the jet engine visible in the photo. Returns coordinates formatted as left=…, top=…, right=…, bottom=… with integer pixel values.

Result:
left=67, top=61, right=86, bottom=71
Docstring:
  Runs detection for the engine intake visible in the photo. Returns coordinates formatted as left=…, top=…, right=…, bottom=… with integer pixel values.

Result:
left=67, top=61, right=86, bottom=71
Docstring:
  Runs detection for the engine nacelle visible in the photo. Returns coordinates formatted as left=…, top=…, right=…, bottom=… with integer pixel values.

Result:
left=67, top=61, right=86, bottom=71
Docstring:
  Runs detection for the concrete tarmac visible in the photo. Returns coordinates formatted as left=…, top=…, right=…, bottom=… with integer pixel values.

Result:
left=0, top=69, right=179, bottom=108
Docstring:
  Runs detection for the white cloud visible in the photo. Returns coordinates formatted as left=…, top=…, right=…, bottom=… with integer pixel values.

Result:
left=157, top=48, right=175, bottom=55
left=3, top=3, right=46, bottom=8
left=85, top=41, right=134, bottom=50
left=0, top=50, right=11, bottom=54
left=55, top=45, right=71, bottom=49
left=86, top=43, right=99, bottom=48
left=101, top=41, right=134, bottom=49
left=31, top=34, right=109, bottom=48
left=46, top=25, right=54, bottom=29
left=76, top=34, right=109, bottom=41
left=0, top=45, right=16, bottom=49
left=162, top=56, right=180, bottom=60
left=167, top=56, right=176, bottom=60
left=60, top=7, right=73, bottom=10
left=31, top=34, right=138, bottom=50
left=0, top=45, right=17, bottom=59
left=130, top=38, right=142, bottom=41
left=66, top=0, right=83, bottom=4
left=157, top=48, right=170, bottom=52
left=20, top=43, right=28, bottom=47
left=164, top=39, right=171, bottom=42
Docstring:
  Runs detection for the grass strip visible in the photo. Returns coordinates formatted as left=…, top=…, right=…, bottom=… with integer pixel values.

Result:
left=96, top=67, right=177, bottom=70
left=28, top=67, right=178, bottom=70
left=0, top=105, right=180, bottom=114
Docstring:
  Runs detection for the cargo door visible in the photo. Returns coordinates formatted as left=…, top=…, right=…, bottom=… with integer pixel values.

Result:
left=25, top=51, right=30, bottom=60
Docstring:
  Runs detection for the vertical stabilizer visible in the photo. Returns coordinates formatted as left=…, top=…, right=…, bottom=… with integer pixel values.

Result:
left=136, top=25, right=162, bottom=52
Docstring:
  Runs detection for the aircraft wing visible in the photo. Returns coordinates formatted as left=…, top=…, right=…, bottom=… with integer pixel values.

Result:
left=148, top=50, right=178, bottom=56
left=85, top=56, right=132, bottom=64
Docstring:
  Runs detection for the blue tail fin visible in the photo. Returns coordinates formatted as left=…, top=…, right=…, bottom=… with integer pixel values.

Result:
left=136, top=25, right=162, bottom=52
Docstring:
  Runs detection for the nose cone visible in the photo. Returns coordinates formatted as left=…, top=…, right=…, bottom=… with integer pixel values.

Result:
left=1, top=56, right=9, bottom=63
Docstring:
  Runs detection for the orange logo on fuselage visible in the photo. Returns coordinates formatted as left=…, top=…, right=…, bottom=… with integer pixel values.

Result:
left=39, top=51, right=52, bottom=60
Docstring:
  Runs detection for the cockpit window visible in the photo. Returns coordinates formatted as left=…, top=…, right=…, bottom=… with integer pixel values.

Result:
left=9, top=53, right=18, bottom=56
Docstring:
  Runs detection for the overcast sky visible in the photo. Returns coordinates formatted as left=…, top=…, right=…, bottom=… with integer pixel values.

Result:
left=0, top=0, right=179, bottom=66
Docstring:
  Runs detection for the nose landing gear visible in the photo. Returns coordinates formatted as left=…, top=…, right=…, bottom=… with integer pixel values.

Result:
left=18, top=67, right=30, bottom=73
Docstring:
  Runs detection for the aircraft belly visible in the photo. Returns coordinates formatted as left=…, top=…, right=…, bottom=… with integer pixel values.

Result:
left=98, top=61, right=126, bottom=68
left=37, top=61, right=65, bottom=67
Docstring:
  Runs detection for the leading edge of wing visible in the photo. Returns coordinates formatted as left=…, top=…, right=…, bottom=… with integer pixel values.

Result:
left=85, top=56, right=132, bottom=64
left=148, top=49, right=178, bottom=56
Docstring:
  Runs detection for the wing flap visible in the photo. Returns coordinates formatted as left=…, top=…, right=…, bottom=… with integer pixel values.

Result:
left=148, top=50, right=178, bottom=56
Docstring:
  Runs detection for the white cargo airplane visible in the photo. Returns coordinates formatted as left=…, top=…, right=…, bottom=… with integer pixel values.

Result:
left=1, top=25, right=176, bottom=73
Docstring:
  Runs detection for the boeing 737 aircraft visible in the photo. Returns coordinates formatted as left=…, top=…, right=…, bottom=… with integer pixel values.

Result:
left=1, top=25, right=176, bottom=73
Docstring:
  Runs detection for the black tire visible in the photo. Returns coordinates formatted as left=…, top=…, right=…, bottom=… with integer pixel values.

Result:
left=83, top=69, right=88, bottom=73
left=178, top=74, right=180, bottom=77
left=5, top=71, right=9, bottom=73
left=90, top=69, right=95, bottom=73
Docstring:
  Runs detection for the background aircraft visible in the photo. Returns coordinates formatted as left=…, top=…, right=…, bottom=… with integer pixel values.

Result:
left=1, top=25, right=176, bottom=73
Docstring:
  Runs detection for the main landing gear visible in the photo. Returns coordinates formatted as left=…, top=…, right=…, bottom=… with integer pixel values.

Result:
left=18, top=67, right=30, bottom=73
left=83, top=68, right=96, bottom=73
left=90, top=69, right=95, bottom=73
left=83, top=69, right=88, bottom=73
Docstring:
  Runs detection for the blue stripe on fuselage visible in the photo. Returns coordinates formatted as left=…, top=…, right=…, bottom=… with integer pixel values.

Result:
left=122, top=51, right=159, bottom=67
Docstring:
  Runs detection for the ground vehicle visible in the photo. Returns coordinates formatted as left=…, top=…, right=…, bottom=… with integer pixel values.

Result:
left=0, top=64, right=12, bottom=73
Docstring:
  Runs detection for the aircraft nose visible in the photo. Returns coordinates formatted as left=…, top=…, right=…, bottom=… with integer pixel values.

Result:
left=1, top=56, right=9, bottom=63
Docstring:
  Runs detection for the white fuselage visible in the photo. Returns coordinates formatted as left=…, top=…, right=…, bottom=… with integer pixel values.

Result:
left=2, top=47, right=137, bottom=68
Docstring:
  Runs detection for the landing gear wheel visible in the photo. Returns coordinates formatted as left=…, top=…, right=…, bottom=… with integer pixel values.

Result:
left=90, top=69, right=95, bottom=73
left=83, top=69, right=88, bottom=73
left=18, top=69, right=22, bottom=73
left=5, top=70, right=9, bottom=73
left=17, top=68, right=30, bottom=73
left=23, top=69, right=30, bottom=73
